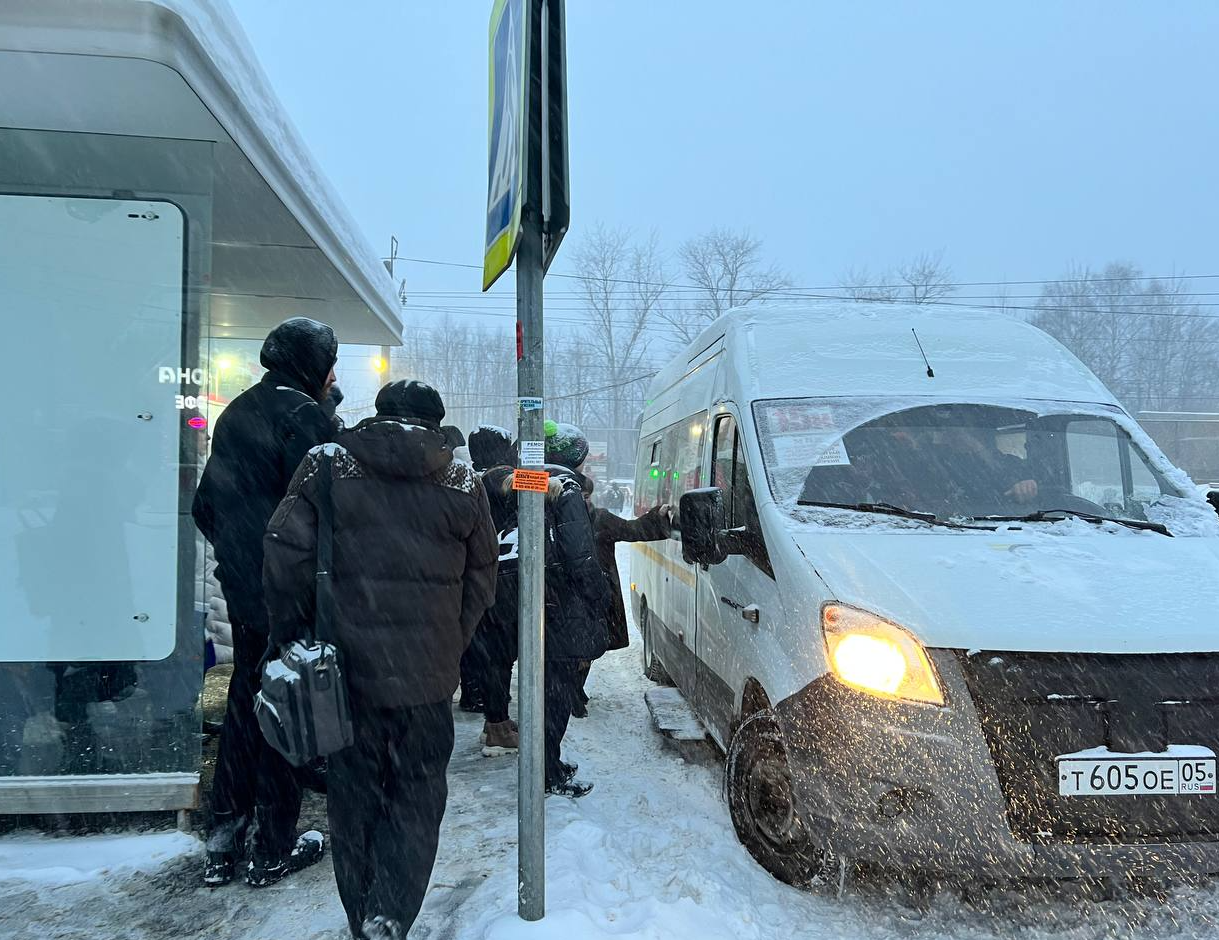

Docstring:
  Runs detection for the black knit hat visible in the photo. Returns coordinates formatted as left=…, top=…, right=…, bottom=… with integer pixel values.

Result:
left=375, top=380, right=446, bottom=426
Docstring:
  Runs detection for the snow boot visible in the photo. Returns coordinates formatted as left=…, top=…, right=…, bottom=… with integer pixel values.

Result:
left=203, top=852, right=235, bottom=887
left=245, top=830, right=325, bottom=888
left=546, top=777, right=594, bottom=799
left=559, top=760, right=578, bottom=782
left=203, top=813, right=248, bottom=886
left=481, top=720, right=520, bottom=757
left=362, top=915, right=405, bottom=940
left=480, top=718, right=517, bottom=746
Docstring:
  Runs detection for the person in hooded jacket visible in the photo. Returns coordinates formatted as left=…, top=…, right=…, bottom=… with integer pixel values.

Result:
left=542, top=425, right=672, bottom=718
left=264, top=380, right=498, bottom=940
left=191, top=316, right=337, bottom=888
left=491, top=422, right=612, bottom=796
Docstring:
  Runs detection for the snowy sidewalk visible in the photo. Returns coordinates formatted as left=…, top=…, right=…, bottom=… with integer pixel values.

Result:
left=6, top=551, right=1219, bottom=939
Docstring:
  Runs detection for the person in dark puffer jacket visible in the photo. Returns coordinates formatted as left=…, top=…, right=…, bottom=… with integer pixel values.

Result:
left=492, top=452, right=611, bottom=797
left=263, top=379, right=497, bottom=940
left=467, top=425, right=519, bottom=756
left=191, top=316, right=338, bottom=888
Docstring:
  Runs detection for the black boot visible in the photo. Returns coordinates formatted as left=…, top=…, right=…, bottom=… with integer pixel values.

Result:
left=457, top=681, right=485, bottom=713
left=546, top=777, right=594, bottom=799
left=362, top=915, right=405, bottom=940
left=246, top=830, right=325, bottom=888
left=203, top=813, right=248, bottom=887
left=203, top=852, right=235, bottom=887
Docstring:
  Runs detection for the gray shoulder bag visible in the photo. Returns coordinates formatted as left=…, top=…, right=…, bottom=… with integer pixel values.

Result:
left=255, top=448, right=354, bottom=766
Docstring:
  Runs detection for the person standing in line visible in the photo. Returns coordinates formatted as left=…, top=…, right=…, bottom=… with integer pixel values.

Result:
left=264, top=380, right=498, bottom=940
left=538, top=422, right=613, bottom=795
left=191, top=317, right=337, bottom=887
left=543, top=423, right=668, bottom=719
left=467, top=425, right=519, bottom=756
left=584, top=478, right=673, bottom=709
left=445, top=426, right=487, bottom=714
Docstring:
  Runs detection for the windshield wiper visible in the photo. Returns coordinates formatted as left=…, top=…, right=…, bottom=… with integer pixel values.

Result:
left=797, top=500, right=994, bottom=530
left=973, top=509, right=1171, bottom=537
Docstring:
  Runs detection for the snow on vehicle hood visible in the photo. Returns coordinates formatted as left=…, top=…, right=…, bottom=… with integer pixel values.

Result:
left=789, top=520, right=1219, bottom=654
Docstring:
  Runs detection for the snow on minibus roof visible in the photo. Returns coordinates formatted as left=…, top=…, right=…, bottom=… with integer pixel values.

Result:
left=650, top=303, right=1116, bottom=407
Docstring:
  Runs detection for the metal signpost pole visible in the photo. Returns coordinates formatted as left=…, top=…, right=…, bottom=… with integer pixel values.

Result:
left=484, top=0, right=566, bottom=920
left=515, top=211, right=545, bottom=921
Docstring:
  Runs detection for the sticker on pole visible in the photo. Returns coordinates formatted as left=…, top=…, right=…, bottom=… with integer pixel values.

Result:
left=518, top=396, right=543, bottom=412
left=519, top=440, right=545, bottom=467
left=512, top=469, right=550, bottom=493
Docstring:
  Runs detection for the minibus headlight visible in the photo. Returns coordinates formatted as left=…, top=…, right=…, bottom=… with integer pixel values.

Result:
left=822, top=605, right=944, bottom=706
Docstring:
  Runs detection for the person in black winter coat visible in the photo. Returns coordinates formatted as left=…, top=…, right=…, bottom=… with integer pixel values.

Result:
left=590, top=500, right=673, bottom=652
left=466, top=426, right=520, bottom=755
left=543, top=466, right=612, bottom=795
left=191, top=316, right=337, bottom=888
left=264, top=379, right=498, bottom=940
left=491, top=454, right=611, bottom=796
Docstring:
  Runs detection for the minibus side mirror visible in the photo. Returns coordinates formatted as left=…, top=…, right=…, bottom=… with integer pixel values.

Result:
left=1208, top=490, right=1219, bottom=518
left=680, top=488, right=728, bottom=566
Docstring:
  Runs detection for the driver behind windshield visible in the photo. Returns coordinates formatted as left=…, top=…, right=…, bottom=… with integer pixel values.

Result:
left=933, top=425, right=1038, bottom=510
left=798, top=411, right=1041, bottom=518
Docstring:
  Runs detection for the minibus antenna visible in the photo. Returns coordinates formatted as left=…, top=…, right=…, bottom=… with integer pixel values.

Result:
left=911, top=328, right=935, bottom=378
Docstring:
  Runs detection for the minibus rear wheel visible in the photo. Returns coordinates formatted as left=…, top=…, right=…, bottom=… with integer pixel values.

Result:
left=640, top=603, right=672, bottom=685
left=727, top=711, right=826, bottom=886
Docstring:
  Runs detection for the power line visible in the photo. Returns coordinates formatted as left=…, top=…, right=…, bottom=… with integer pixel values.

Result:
left=388, top=253, right=1219, bottom=295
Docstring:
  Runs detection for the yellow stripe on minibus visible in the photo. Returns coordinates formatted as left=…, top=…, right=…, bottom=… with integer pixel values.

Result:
left=632, top=542, right=697, bottom=587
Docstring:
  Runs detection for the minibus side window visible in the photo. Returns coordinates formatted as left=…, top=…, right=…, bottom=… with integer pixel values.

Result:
left=668, top=415, right=706, bottom=506
left=1064, top=419, right=1170, bottom=511
left=637, top=437, right=663, bottom=514
left=712, top=415, right=738, bottom=520
left=1066, top=420, right=1121, bottom=505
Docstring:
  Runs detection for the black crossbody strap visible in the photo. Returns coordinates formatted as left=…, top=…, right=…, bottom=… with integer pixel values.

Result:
left=314, top=447, right=335, bottom=645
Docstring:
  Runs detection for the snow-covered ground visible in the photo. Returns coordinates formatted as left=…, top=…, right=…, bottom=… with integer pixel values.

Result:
left=0, top=830, right=198, bottom=887
left=5, top=548, right=1219, bottom=939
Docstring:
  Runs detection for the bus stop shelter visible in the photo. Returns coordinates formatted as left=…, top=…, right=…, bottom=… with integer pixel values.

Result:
left=0, top=0, right=402, bottom=817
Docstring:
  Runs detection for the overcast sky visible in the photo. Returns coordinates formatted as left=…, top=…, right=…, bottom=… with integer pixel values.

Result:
left=228, top=0, right=1219, bottom=328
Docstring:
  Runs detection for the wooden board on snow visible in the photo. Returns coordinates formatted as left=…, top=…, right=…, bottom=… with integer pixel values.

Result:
left=644, top=686, right=709, bottom=741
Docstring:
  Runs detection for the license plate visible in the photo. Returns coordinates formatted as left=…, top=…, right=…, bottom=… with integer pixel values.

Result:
left=1057, top=757, right=1216, bottom=796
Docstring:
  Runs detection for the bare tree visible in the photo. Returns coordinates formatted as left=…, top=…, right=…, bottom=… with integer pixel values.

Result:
left=1032, top=263, right=1219, bottom=414
left=570, top=224, right=664, bottom=476
left=390, top=319, right=516, bottom=433
left=663, top=228, right=792, bottom=344
left=838, top=250, right=955, bottom=304
left=897, top=249, right=956, bottom=304
left=837, top=264, right=899, bottom=302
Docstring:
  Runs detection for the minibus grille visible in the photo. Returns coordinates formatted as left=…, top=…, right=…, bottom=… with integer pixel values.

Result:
left=956, top=651, right=1219, bottom=845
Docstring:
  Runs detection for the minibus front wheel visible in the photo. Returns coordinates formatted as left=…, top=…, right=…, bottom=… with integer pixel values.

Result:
left=639, top=603, right=672, bottom=685
left=727, top=710, right=828, bottom=886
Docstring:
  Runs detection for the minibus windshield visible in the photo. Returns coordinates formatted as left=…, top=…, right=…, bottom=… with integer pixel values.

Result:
left=755, top=399, right=1185, bottom=524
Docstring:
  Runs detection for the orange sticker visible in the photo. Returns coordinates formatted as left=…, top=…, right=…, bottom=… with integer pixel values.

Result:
left=512, top=469, right=550, bottom=493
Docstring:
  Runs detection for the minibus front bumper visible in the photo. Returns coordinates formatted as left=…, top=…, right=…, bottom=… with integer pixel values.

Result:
left=773, top=649, right=1219, bottom=881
